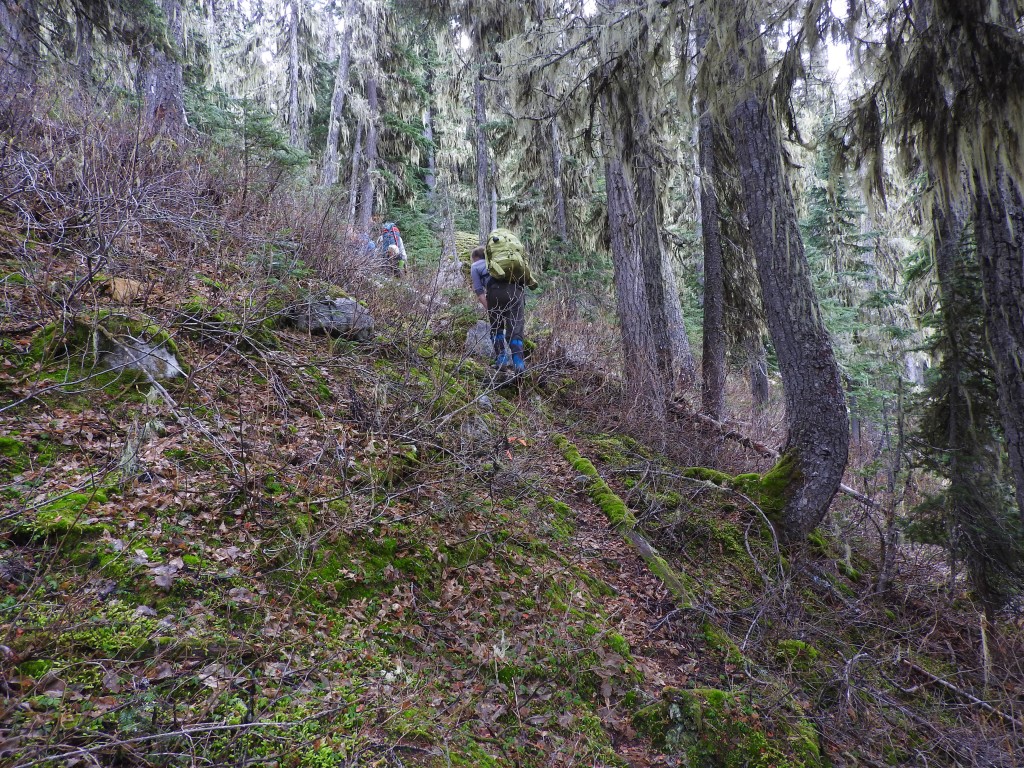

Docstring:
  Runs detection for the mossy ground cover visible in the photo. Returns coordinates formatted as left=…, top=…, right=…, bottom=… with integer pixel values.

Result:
left=0, top=276, right=652, bottom=767
left=4, top=237, right=1023, bottom=767
left=553, top=427, right=1024, bottom=766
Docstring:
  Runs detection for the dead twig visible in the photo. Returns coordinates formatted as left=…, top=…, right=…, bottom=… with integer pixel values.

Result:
left=899, top=659, right=1024, bottom=729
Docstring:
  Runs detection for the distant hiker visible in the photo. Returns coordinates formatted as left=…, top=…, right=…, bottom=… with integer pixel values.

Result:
left=378, top=221, right=407, bottom=275
left=484, top=228, right=538, bottom=374
left=470, top=246, right=489, bottom=311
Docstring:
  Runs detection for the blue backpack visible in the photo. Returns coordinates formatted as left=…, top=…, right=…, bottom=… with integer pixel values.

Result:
left=381, top=222, right=401, bottom=250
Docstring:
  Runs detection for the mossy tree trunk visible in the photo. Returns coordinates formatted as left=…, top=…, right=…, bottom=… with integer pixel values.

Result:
left=357, top=75, right=379, bottom=233
left=931, top=199, right=1014, bottom=611
left=716, top=2, right=849, bottom=541
left=600, top=2, right=694, bottom=422
left=474, top=57, right=490, bottom=244
left=287, top=0, right=302, bottom=147
left=321, top=0, right=354, bottom=186
left=0, top=0, right=39, bottom=96
left=140, top=0, right=187, bottom=135
left=347, top=122, right=363, bottom=223
left=698, top=104, right=726, bottom=419
left=974, top=167, right=1024, bottom=521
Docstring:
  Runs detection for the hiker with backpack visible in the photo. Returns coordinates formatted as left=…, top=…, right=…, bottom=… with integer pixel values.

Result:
left=470, top=246, right=489, bottom=310
left=378, top=221, right=407, bottom=275
left=484, top=228, right=538, bottom=374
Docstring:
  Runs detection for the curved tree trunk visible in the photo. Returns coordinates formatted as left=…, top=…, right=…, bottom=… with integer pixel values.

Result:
left=321, top=0, right=353, bottom=186
left=974, top=167, right=1024, bottom=521
left=699, top=108, right=726, bottom=418
left=140, top=0, right=187, bottom=135
left=724, top=5, right=849, bottom=541
left=357, top=76, right=379, bottom=233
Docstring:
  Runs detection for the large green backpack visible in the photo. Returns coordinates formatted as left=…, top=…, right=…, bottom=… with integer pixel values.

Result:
left=485, top=229, right=529, bottom=282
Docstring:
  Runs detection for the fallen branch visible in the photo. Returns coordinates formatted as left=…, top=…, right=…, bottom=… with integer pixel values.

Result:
left=554, top=434, right=692, bottom=609
left=900, top=659, right=1024, bottom=728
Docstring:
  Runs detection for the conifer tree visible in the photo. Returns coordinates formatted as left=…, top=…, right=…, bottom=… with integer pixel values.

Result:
left=913, top=201, right=1024, bottom=612
left=702, top=0, right=850, bottom=540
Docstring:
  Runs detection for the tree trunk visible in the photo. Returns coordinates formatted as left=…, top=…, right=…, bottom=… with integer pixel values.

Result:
left=551, top=117, right=569, bottom=241
left=699, top=109, right=726, bottom=419
left=606, top=153, right=666, bottom=423
left=974, top=168, right=1024, bottom=521
left=75, top=10, right=94, bottom=80
left=0, top=0, right=39, bottom=96
left=287, top=0, right=301, bottom=147
left=431, top=173, right=463, bottom=292
left=933, top=201, right=1000, bottom=609
left=474, top=70, right=490, bottom=244
left=423, top=104, right=437, bottom=198
left=490, top=173, right=498, bottom=231
left=140, top=0, right=187, bottom=135
left=320, top=0, right=353, bottom=186
left=357, top=76, right=379, bottom=233
left=347, top=121, right=363, bottom=223
left=724, top=6, right=849, bottom=541
left=746, top=334, right=770, bottom=410
left=598, top=7, right=693, bottom=424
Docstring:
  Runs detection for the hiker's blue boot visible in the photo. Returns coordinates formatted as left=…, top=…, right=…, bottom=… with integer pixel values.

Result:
left=509, top=339, right=526, bottom=373
left=493, top=333, right=509, bottom=369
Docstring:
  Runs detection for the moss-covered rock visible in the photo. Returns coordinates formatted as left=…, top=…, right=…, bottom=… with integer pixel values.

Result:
left=32, top=311, right=186, bottom=379
left=658, top=687, right=822, bottom=767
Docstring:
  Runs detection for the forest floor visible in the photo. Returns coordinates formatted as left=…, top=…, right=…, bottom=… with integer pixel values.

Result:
left=3, top=186, right=1024, bottom=767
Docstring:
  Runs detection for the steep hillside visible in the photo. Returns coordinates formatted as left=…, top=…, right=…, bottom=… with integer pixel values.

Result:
left=2, top=127, right=1023, bottom=768
left=4, top=236, right=1023, bottom=767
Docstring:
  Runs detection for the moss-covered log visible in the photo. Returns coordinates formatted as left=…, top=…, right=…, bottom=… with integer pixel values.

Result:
left=554, top=434, right=691, bottom=608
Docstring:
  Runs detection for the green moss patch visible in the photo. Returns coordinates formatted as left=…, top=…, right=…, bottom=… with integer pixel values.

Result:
left=681, top=452, right=802, bottom=527
left=657, top=687, right=822, bottom=767
left=0, top=435, right=27, bottom=478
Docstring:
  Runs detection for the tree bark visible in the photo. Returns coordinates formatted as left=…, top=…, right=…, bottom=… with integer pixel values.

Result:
left=357, top=76, right=379, bottom=233
left=490, top=174, right=498, bottom=231
left=140, top=0, right=187, bottom=135
left=551, top=117, right=569, bottom=241
left=0, top=0, right=39, bottom=96
left=699, top=109, right=726, bottom=419
left=287, top=0, right=301, bottom=146
left=724, top=5, right=849, bottom=541
left=746, top=334, right=770, bottom=411
left=474, top=69, right=490, bottom=244
left=320, top=0, right=353, bottom=186
left=606, top=151, right=666, bottom=423
left=423, top=104, right=437, bottom=198
left=598, top=6, right=693, bottom=424
left=75, top=9, right=94, bottom=80
left=347, top=121, right=363, bottom=223
left=974, top=168, right=1024, bottom=521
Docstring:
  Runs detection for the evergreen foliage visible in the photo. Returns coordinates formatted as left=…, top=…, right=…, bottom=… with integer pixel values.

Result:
left=909, top=214, right=1024, bottom=610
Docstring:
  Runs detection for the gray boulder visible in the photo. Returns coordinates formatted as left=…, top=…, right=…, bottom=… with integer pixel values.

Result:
left=294, top=297, right=375, bottom=342
left=465, top=320, right=493, bottom=359
left=101, top=338, right=184, bottom=380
